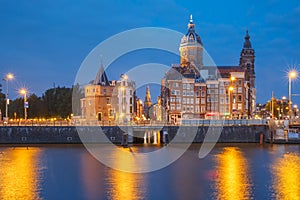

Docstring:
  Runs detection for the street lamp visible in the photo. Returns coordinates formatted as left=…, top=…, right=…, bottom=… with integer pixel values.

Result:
left=288, top=70, right=298, bottom=121
left=3, top=73, right=14, bottom=120
left=19, top=88, right=28, bottom=120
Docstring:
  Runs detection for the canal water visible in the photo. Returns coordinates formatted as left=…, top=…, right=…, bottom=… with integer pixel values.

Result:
left=0, top=144, right=299, bottom=200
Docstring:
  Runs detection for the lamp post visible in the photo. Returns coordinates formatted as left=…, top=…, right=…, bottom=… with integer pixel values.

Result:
left=19, top=88, right=27, bottom=120
left=288, top=70, right=297, bottom=122
left=3, top=73, right=14, bottom=120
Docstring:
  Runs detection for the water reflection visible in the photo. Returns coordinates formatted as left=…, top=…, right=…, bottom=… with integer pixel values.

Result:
left=0, top=148, right=42, bottom=200
left=106, top=147, right=147, bottom=200
left=272, top=153, right=300, bottom=200
left=214, top=147, right=252, bottom=200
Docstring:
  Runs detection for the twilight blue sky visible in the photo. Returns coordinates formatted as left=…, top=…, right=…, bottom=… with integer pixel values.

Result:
left=0, top=0, right=300, bottom=104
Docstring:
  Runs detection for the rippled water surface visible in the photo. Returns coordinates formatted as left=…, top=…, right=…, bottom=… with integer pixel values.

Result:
left=0, top=144, right=299, bottom=200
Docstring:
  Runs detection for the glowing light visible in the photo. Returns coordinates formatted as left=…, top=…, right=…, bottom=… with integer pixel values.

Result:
left=229, top=86, right=234, bottom=91
left=19, top=88, right=27, bottom=95
left=6, top=73, right=14, bottom=80
left=288, top=70, right=298, bottom=79
left=230, top=76, right=236, bottom=81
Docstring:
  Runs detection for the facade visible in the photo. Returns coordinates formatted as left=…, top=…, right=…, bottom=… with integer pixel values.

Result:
left=112, top=74, right=136, bottom=124
left=135, top=98, right=144, bottom=120
left=161, top=16, right=256, bottom=124
left=81, top=64, right=115, bottom=123
left=81, top=66, right=136, bottom=124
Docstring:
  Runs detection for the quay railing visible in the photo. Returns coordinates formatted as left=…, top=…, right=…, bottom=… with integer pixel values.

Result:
left=0, top=119, right=268, bottom=127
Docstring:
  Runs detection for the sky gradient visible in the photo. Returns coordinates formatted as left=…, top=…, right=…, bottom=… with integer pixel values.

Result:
left=0, top=0, right=300, bottom=104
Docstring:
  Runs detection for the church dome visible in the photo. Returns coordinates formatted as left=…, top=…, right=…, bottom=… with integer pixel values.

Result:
left=181, top=15, right=203, bottom=46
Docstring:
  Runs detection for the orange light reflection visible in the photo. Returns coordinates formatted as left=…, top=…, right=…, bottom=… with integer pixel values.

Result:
left=214, top=147, right=252, bottom=200
left=272, top=153, right=300, bottom=200
left=0, top=148, right=42, bottom=200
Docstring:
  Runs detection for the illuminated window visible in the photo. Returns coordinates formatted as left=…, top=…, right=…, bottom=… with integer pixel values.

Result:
left=238, top=104, right=242, bottom=110
left=171, top=104, right=175, bottom=110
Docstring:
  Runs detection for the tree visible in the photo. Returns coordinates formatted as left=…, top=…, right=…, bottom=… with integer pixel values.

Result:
left=43, top=87, right=72, bottom=118
left=27, top=94, right=47, bottom=118
left=72, top=83, right=84, bottom=116
left=9, top=98, right=24, bottom=119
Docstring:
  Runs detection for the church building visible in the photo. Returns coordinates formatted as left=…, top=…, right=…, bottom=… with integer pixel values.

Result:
left=160, top=15, right=256, bottom=124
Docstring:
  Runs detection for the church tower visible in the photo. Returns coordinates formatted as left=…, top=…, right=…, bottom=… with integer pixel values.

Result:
left=143, top=85, right=152, bottom=118
left=239, top=30, right=255, bottom=88
left=179, top=15, right=204, bottom=69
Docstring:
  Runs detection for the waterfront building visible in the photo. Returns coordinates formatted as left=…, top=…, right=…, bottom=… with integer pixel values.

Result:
left=161, top=16, right=256, bottom=124
left=135, top=98, right=144, bottom=121
left=112, top=74, right=136, bottom=124
left=80, top=66, right=136, bottom=124
left=148, top=96, right=163, bottom=122
left=80, top=64, right=115, bottom=123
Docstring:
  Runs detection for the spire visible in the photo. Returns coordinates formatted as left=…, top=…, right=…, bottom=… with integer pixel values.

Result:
left=94, top=62, right=110, bottom=86
left=143, top=85, right=152, bottom=118
left=188, top=14, right=195, bottom=29
left=145, top=85, right=151, bottom=102
left=243, top=29, right=252, bottom=49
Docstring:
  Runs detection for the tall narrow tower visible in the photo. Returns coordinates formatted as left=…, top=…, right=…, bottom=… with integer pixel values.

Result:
left=179, top=15, right=204, bottom=69
left=239, top=30, right=255, bottom=88
left=144, top=85, right=152, bottom=118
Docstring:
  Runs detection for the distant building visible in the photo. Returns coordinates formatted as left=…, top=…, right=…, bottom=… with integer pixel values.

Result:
left=135, top=98, right=144, bottom=120
left=148, top=96, right=163, bottom=122
left=161, top=16, right=256, bottom=124
left=112, top=74, right=136, bottom=124
left=81, top=64, right=115, bottom=123
left=81, top=66, right=136, bottom=124
left=143, top=85, right=152, bottom=118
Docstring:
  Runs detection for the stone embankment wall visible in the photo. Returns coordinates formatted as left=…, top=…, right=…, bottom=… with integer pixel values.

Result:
left=0, top=125, right=268, bottom=144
